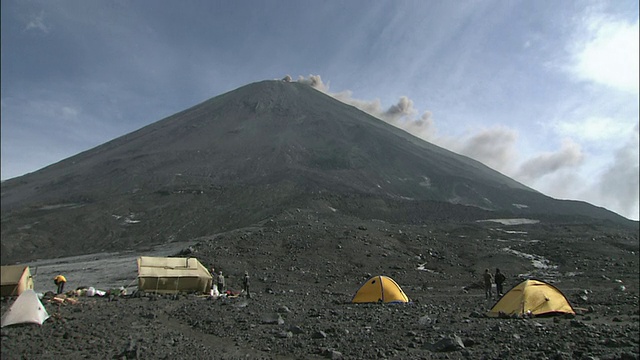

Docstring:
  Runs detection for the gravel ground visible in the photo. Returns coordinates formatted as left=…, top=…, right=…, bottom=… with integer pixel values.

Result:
left=2, top=217, right=638, bottom=359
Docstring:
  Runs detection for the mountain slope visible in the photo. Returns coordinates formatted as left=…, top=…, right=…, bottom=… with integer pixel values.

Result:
left=0, top=80, right=634, bottom=264
left=1, top=81, right=531, bottom=208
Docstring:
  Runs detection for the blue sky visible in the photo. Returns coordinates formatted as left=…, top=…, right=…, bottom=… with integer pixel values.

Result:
left=2, top=0, right=638, bottom=220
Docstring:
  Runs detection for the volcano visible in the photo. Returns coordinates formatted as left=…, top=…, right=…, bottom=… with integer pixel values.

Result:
left=0, top=80, right=634, bottom=264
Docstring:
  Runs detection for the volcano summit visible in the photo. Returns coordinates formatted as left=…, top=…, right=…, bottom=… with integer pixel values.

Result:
left=0, top=80, right=635, bottom=264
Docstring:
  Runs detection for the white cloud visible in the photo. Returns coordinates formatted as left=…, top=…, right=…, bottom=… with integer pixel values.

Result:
left=25, top=11, right=50, bottom=33
left=572, top=17, right=639, bottom=93
left=60, top=106, right=80, bottom=122
left=18, top=100, right=82, bottom=125
left=554, top=116, right=633, bottom=143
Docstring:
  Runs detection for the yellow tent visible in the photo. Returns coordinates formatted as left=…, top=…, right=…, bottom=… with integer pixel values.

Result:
left=487, top=279, right=575, bottom=317
left=137, top=256, right=212, bottom=294
left=352, top=275, right=410, bottom=303
left=1, top=265, right=34, bottom=297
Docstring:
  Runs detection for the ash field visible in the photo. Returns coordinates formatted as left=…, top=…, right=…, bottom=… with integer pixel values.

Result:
left=2, top=213, right=638, bottom=360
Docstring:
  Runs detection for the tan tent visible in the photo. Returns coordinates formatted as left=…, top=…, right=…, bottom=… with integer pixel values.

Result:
left=136, top=256, right=212, bottom=294
left=1, top=265, right=35, bottom=297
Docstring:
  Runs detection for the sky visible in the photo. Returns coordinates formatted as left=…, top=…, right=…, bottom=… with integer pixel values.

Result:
left=1, top=1, right=638, bottom=221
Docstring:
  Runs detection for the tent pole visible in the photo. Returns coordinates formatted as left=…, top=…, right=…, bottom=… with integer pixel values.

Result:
left=123, top=278, right=137, bottom=293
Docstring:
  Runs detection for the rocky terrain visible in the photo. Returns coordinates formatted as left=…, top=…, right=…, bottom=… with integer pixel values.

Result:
left=2, top=212, right=638, bottom=359
left=1, top=80, right=634, bottom=265
left=1, top=80, right=638, bottom=359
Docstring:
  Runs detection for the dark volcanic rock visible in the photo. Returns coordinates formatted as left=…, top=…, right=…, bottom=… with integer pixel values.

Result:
left=1, top=221, right=639, bottom=359
left=1, top=80, right=636, bottom=264
left=427, top=334, right=466, bottom=352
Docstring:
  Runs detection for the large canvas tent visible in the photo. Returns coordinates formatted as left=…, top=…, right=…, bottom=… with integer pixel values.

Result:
left=487, top=279, right=575, bottom=317
left=352, top=275, right=410, bottom=303
left=1, top=265, right=34, bottom=297
left=1, top=289, right=50, bottom=328
left=137, top=256, right=212, bottom=294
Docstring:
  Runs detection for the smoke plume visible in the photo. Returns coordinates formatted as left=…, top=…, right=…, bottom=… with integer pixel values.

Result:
left=515, top=139, right=584, bottom=182
left=593, top=124, right=640, bottom=217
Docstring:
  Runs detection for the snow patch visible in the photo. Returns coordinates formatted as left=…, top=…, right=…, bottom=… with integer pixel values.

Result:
left=497, top=229, right=528, bottom=234
left=477, top=218, right=539, bottom=226
left=497, top=239, right=540, bottom=243
left=503, top=247, right=557, bottom=270
left=416, top=263, right=440, bottom=274
left=38, top=203, right=83, bottom=210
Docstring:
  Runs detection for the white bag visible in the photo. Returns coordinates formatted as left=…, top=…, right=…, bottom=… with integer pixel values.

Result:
left=210, top=285, right=220, bottom=298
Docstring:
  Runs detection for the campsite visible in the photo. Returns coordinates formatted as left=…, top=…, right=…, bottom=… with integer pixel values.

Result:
left=0, top=80, right=638, bottom=359
left=1, top=217, right=638, bottom=359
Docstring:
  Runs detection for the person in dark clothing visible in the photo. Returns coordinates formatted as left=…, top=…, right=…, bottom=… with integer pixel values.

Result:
left=217, top=271, right=226, bottom=294
left=243, top=271, right=250, bottom=298
left=483, top=269, right=493, bottom=299
left=495, top=268, right=506, bottom=297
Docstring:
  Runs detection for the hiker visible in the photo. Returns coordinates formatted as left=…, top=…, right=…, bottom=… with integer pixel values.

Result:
left=243, top=271, right=250, bottom=298
left=483, top=269, right=493, bottom=299
left=217, top=271, right=226, bottom=294
left=54, top=274, right=67, bottom=294
left=495, top=268, right=506, bottom=297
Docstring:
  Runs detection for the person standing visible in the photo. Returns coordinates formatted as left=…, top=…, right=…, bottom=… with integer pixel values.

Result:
left=54, top=274, right=67, bottom=294
left=243, top=271, right=250, bottom=298
left=483, top=269, right=493, bottom=300
left=217, top=271, right=226, bottom=294
left=494, top=268, right=506, bottom=297
left=209, top=268, right=219, bottom=296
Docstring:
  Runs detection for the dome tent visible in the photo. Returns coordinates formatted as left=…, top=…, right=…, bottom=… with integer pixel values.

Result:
left=351, top=275, right=410, bottom=303
left=487, top=279, right=575, bottom=317
left=1, top=289, right=50, bottom=328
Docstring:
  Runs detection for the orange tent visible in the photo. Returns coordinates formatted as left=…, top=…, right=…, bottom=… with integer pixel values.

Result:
left=351, top=275, right=410, bottom=303
left=488, top=279, right=575, bottom=317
